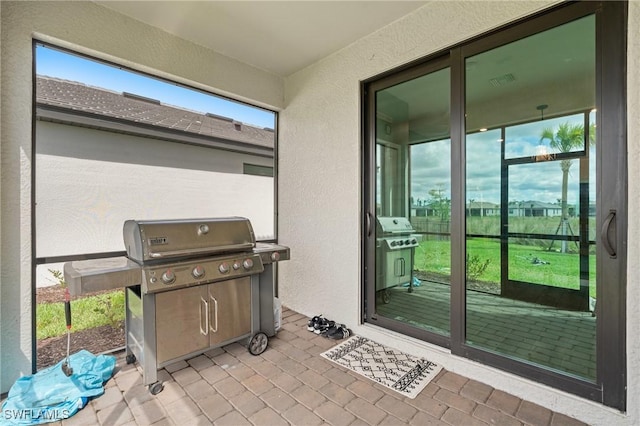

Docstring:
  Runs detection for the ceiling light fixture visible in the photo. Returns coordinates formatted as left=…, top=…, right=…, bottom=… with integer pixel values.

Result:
left=536, top=104, right=548, bottom=120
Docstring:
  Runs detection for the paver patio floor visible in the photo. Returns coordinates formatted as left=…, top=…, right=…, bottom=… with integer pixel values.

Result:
left=4, top=307, right=587, bottom=425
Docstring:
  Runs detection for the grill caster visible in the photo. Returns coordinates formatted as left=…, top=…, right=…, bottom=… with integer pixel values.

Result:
left=248, top=332, right=268, bottom=356
left=148, top=382, right=164, bottom=395
left=377, top=290, right=391, bottom=304
left=125, top=354, right=136, bottom=365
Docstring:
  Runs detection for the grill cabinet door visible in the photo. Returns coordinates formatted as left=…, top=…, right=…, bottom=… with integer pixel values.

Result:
left=207, top=277, right=252, bottom=346
left=155, top=286, right=209, bottom=364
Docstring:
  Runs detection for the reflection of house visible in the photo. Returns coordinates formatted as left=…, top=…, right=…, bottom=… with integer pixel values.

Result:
left=412, top=202, right=443, bottom=217
left=508, top=201, right=562, bottom=217
left=414, top=200, right=587, bottom=218
left=466, top=201, right=500, bottom=217
left=568, top=203, right=597, bottom=217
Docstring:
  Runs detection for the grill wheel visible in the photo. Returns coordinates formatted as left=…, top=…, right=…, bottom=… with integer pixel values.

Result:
left=248, top=332, right=268, bottom=355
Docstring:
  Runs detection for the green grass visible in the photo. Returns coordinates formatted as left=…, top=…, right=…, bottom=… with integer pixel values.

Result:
left=414, top=237, right=596, bottom=296
left=37, top=290, right=125, bottom=340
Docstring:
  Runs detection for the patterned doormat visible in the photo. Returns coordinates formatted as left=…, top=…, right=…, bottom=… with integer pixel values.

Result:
left=320, top=336, right=442, bottom=399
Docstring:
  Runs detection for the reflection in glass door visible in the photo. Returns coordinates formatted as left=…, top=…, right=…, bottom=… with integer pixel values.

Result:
left=364, top=1, right=625, bottom=407
left=464, top=16, right=597, bottom=380
left=370, top=66, right=451, bottom=339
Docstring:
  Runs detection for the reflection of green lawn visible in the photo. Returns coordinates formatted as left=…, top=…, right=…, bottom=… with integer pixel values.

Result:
left=414, top=238, right=596, bottom=297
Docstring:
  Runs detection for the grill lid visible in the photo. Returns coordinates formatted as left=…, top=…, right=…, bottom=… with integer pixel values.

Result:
left=124, top=217, right=256, bottom=263
left=376, top=217, right=415, bottom=234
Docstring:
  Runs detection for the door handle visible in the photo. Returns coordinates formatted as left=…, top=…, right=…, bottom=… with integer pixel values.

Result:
left=601, top=210, right=617, bottom=258
left=200, top=297, right=209, bottom=336
left=366, top=212, right=372, bottom=237
left=209, top=296, right=219, bottom=333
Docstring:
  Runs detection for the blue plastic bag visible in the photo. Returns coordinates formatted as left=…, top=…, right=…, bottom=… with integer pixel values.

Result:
left=1, top=350, right=116, bottom=425
left=402, top=276, right=422, bottom=287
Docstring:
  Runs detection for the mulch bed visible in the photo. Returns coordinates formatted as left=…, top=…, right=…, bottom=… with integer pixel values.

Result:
left=36, top=285, right=125, bottom=370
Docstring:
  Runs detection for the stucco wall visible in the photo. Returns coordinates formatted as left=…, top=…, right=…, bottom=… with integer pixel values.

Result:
left=279, top=1, right=638, bottom=424
left=625, top=1, right=640, bottom=424
left=0, top=0, right=283, bottom=393
left=36, top=121, right=275, bottom=257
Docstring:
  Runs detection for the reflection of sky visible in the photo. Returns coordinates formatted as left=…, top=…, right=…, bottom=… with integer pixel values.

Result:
left=409, top=115, right=596, bottom=205
left=410, top=140, right=451, bottom=203
left=505, top=114, right=584, bottom=159
left=466, top=130, right=501, bottom=203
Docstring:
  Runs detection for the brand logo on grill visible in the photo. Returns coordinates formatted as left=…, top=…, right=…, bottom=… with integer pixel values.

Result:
left=149, top=237, right=168, bottom=245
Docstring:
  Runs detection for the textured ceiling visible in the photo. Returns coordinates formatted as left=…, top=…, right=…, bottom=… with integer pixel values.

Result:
left=94, top=1, right=428, bottom=77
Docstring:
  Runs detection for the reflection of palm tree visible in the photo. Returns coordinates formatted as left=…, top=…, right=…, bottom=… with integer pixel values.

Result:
left=539, top=122, right=595, bottom=252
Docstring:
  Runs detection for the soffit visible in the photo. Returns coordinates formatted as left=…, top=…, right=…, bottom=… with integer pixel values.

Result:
left=93, top=1, right=428, bottom=77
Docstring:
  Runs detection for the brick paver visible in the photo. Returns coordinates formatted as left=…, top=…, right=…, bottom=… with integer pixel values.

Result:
left=197, top=393, right=233, bottom=421
left=516, top=400, right=553, bottom=425
left=11, top=307, right=589, bottom=426
left=376, top=394, right=417, bottom=421
left=230, top=390, right=266, bottom=417
left=315, top=400, right=357, bottom=426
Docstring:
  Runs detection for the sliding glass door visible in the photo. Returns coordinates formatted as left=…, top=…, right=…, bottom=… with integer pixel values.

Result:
left=464, top=16, right=596, bottom=380
left=363, top=1, right=626, bottom=408
left=366, top=60, right=452, bottom=347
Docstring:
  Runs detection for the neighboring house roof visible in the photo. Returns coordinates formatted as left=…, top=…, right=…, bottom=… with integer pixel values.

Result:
left=36, top=76, right=275, bottom=157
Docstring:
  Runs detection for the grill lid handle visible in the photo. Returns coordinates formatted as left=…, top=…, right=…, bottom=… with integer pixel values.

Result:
left=146, top=243, right=255, bottom=259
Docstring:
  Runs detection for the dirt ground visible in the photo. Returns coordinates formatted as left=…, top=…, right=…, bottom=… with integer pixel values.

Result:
left=36, top=285, right=125, bottom=370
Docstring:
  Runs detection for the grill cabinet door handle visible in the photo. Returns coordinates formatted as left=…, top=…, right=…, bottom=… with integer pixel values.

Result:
left=210, top=296, right=219, bottom=333
left=366, top=212, right=372, bottom=237
left=601, top=210, right=617, bottom=257
left=200, top=297, right=209, bottom=336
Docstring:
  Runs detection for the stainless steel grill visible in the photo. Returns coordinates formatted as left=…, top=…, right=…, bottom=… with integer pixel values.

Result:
left=64, top=217, right=289, bottom=395
left=376, top=217, right=417, bottom=303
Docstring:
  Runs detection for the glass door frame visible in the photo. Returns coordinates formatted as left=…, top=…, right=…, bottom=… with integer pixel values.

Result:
left=362, top=1, right=626, bottom=409
left=497, top=110, right=592, bottom=312
left=363, top=55, right=452, bottom=351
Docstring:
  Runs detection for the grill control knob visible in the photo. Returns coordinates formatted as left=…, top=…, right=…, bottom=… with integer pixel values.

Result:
left=243, top=258, right=254, bottom=270
left=411, top=238, right=417, bottom=245
left=233, top=262, right=240, bottom=270
left=397, top=240, right=403, bottom=246
left=198, top=224, right=209, bottom=235
left=390, top=241, right=397, bottom=247
left=219, top=262, right=230, bottom=274
left=271, top=252, right=281, bottom=262
left=161, top=269, right=176, bottom=284
left=405, top=239, right=411, bottom=245
left=192, top=265, right=205, bottom=279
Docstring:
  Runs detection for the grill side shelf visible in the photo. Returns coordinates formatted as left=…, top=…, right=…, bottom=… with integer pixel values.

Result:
left=63, top=257, right=142, bottom=296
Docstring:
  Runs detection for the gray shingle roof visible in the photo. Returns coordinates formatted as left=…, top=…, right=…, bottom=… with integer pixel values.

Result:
left=36, top=76, right=274, bottom=150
